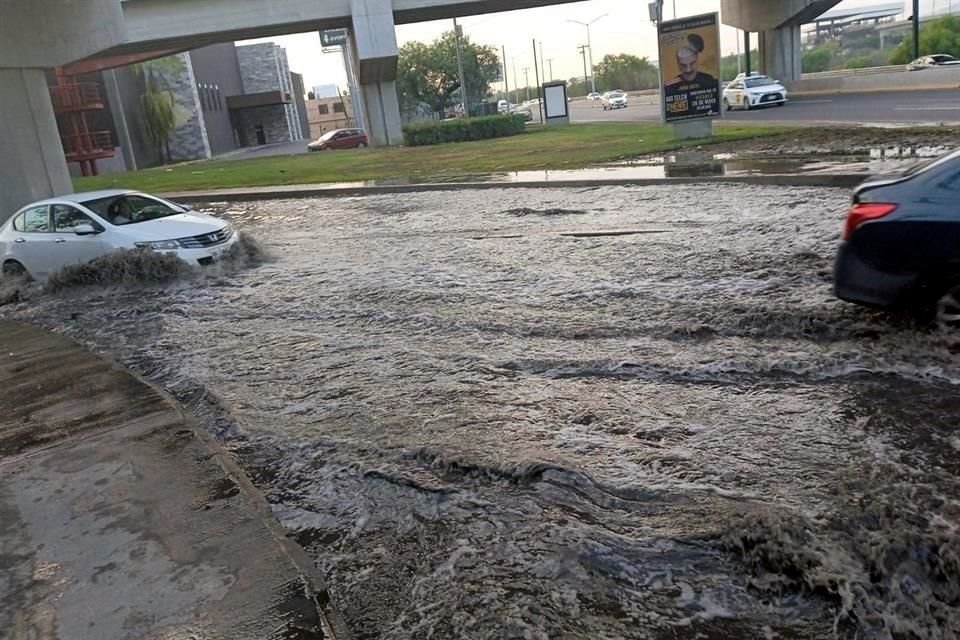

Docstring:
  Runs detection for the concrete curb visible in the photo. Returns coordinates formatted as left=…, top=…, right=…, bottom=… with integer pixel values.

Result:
left=165, top=173, right=865, bottom=203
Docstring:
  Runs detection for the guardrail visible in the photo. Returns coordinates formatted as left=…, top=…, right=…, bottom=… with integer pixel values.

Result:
left=800, top=65, right=907, bottom=80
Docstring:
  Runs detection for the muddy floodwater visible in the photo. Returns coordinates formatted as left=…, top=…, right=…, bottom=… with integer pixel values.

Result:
left=6, top=185, right=960, bottom=639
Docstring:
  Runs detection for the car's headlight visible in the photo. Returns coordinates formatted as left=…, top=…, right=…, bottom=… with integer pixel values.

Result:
left=135, top=240, right=181, bottom=250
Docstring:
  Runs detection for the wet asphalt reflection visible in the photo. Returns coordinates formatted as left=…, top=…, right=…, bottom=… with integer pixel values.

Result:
left=7, top=185, right=960, bottom=639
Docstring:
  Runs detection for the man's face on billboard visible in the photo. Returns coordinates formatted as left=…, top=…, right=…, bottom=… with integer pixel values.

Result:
left=677, top=49, right=699, bottom=82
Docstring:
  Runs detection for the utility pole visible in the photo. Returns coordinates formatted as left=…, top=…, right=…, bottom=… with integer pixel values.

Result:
left=547, top=58, right=554, bottom=81
left=736, top=28, right=742, bottom=77
left=539, top=41, right=546, bottom=86
left=502, top=45, right=509, bottom=105
left=568, top=14, right=607, bottom=94
left=913, top=0, right=920, bottom=61
left=533, top=39, right=543, bottom=122
left=453, top=18, right=467, bottom=117
left=578, top=44, right=589, bottom=94
left=523, top=67, right=530, bottom=101
left=512, top=59, right=519, bottom=103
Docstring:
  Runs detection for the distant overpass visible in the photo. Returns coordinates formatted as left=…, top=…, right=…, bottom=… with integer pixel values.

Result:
left=1, top=0, right=843, bottom=217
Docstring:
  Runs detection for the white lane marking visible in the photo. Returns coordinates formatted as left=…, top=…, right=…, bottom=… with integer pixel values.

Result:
left=894, top=106, right=960, bottom=111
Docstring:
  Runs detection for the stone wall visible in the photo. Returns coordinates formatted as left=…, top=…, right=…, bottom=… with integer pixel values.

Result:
left=235, top=105, right=292, bottom=146
left=236, top=43, right=303, bottom=142
left=152, top=53, right=211, bottom=162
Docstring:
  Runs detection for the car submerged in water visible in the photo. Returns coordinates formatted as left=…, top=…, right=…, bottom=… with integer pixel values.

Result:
left=834, top=148, right=960, bottom=330
left=0, top=190, right=237, bottom=279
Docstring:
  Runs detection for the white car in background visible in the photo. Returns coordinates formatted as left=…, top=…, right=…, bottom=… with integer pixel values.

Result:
left=722, top=73, right=788, bottom=110
left=0, top=190, right=237, bottom=279
left=601, top=90, right=628, bottom=110
left=586, top=92, right=602, bottom=101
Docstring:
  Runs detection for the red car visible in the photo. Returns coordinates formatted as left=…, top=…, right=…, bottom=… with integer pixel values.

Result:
left=307, top=128, right=368, bottom=151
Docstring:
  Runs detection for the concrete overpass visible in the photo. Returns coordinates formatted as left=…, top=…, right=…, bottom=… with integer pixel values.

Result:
left=1, top=0, right=841, bottom=219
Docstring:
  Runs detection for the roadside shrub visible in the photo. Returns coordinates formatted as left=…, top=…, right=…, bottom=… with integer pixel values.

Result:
left=402, top=114, right=527, bottom=146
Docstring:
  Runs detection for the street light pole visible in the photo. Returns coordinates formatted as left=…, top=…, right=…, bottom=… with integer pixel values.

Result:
left=502, top=45, right=509, bottom=104
left=578, top=44, right=589, bottom=94
left=523, top=67, right=530, bottom=101
left=568, top=14, right=608, bottom=95
left=547, top=58, right=554, bottom=81
left=913, top=0, right=920, bottom=61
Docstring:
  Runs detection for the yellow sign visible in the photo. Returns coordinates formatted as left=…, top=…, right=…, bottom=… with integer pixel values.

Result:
left=659, top=12, right=721, bottom=123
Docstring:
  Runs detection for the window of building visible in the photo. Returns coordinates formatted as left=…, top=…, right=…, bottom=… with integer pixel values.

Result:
left=317, top=104, right=329, bottom=115
left=215, top=85, right=223, bottom=111
left=198, top=83, right=208, bottom=111
left=333, top=102, right=345, bottom=113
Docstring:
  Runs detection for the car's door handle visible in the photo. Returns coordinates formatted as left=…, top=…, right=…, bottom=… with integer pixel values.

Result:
left=54, top=238, right=66, bottom=243
left=14, top=238, right=25, bottom=243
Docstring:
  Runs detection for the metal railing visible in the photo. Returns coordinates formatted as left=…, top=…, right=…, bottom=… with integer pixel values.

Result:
left=61, top=131, right=113, bottom=158
left=49, top=83, right=104, bottom=111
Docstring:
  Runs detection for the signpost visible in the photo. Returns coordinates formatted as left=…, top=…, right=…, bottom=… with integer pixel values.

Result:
left=657, top=12, right=722, bottom=139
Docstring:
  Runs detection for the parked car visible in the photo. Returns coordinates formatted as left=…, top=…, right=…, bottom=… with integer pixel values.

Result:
left=498, top=99, right=511, bottom=114
left=833, top=148, right=960, bottom=330
left=722, top=74, right=787, bottom=110
left=601, top=90, right=628, bottom=110
left=511, top=104, right=534, bottom=122
left=307, top=128, right=368, bottom=151
left=0, top=190, right=237, bottom=279
left=907, top=54, right=960, bottom=71
left=587, top=92, right=602, bottom=101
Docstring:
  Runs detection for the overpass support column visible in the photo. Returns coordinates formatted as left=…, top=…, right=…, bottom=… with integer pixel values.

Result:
left=351, top=0, right=403, bottom=147
left=758, top=24, right=803, bottom=83
left=0, top=69, right=72, bottom=219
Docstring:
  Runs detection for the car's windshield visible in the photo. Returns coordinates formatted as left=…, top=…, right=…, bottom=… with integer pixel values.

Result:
left=902, top=149, right=960, bottom=176
left=318, top=131, right=339, bottom=142
left=82, top=194, right=183, bottom=226
left=745, top=76, right=775, bottom=88
left=608, top=91, right=624, bottom=97
left=932, top=54, right=956, bottom=63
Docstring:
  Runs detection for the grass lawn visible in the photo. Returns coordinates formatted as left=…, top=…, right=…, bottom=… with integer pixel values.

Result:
left=74, top=122, right=793, bottom=193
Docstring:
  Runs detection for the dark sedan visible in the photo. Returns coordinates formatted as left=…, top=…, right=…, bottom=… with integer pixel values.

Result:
left=834, top=149, right=960, bottom=329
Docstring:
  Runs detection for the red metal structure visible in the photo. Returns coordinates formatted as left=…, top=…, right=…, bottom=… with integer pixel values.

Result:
left=50, top=67, right=115, bottom=177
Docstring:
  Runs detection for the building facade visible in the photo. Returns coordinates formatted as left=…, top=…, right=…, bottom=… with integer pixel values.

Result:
left=54, top=41, right=309, bottom=176
left=305, top=95, right=355, bottom=140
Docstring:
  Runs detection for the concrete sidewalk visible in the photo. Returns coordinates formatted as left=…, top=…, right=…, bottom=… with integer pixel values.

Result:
left=0, top=321, right=349, bottom=640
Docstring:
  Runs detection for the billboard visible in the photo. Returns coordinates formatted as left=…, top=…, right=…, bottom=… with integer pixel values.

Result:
left=658, top=12, right=721, bottom=123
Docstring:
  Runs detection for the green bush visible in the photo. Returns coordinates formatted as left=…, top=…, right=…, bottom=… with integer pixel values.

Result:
left=402, top=114, right=527, bottom=147
left=845, top=56, right=872, bottom=69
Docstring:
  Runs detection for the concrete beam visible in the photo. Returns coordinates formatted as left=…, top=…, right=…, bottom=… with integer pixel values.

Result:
left=0, top=0, right=126, bottom=69
left=102, top=0, right=583, bottom=57
left=721, top=0, right=842, bottom=31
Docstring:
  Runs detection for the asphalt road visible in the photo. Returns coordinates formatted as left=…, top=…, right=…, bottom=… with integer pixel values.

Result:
left=571, top=88, right=960, bottom=125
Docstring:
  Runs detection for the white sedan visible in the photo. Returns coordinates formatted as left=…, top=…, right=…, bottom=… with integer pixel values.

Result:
left=722, top=74, right=788, bottom=111
left=601, top=90, right=628, bottom=110
left=0, top=190, right=237, bottom=279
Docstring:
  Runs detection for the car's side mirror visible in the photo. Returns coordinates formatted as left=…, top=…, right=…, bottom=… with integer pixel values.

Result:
left=74, top=223, right=99, bottom=236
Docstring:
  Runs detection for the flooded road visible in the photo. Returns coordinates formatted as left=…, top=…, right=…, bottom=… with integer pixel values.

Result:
left=6, top=185, right=960, bottom=639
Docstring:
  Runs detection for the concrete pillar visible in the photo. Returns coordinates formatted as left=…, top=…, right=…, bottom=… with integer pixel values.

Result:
left=758, top=24, right=803, bottom=83
left=351, top=0, right=403, bottom=146
left=0, top=69, right=72, bottom=222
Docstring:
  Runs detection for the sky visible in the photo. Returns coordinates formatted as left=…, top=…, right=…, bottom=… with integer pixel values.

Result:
left=244, top=0, right=943, bottom=94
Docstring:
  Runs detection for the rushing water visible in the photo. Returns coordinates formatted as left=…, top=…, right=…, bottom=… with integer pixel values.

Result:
left=5, top=185, right=960, bottom=639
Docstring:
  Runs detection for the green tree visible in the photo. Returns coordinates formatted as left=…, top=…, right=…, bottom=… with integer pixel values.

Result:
left=396, top=32, right=501, bottom=116
left=566, top=77, right=590, bottom=98
left=593, top=54, right=659, bottom=92
left=801, top=43, right=838, bottom=73
left=134, top=56, right=183, bottom=164
left=890, top=16, right=960, bottom=64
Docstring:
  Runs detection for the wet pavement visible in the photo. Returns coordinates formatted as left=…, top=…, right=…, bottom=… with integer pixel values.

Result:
left=4, top=185, right=959, bottom=639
